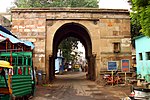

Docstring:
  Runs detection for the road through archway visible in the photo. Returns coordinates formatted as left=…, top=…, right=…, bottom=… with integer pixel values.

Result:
left=48, top=22, right=96, bottom=81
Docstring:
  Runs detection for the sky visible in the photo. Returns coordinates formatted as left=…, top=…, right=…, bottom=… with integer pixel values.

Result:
left=0, top=0, right=130, bottom=12
left=99, top=0, right=130, bottom=10
left=0, top=0, right=15, bottom=12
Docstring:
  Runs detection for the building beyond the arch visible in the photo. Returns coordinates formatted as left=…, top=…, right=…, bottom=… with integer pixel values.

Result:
left=11, top=8, right=132, bottom=82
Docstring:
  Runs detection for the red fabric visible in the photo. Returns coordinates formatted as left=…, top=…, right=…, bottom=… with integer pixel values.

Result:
left=18, top=68, right=22, bottom=75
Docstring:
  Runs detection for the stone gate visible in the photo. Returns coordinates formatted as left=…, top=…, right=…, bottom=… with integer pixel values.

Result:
left=11, top=8, right=131, bottom=82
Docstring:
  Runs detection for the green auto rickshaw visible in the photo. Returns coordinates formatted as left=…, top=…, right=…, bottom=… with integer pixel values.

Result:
left=0, top=60, right=13, bottom=100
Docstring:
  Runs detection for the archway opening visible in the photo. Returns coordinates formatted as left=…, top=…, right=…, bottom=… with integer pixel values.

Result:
left=55, top=37, right=88, bottom=80
left=55, top=37, right=86, bottom=72
left=49, top=22, right=95, bottom=81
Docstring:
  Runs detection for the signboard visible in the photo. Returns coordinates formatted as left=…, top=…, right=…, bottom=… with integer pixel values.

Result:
left=121, top=38, right=131, bottom=47
left=107, top=61, right=118, bottom=71
left=121, top=59, right=130, bottom=72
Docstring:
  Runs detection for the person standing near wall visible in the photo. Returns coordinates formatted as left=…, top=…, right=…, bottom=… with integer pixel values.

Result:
left=85, top=63, right=88, bottom=72
left=34, top=67, right=37, bottom=84
left=59, top=64, right=63, bottom=74
left=132, top=57, right=136, bottom=72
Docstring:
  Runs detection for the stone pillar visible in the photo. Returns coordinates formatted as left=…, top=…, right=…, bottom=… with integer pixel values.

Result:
left=49, top=55, right=55, bottom=81
left=91, top=54, right=96, bottom=80
left=45, top=55, right=49, bottom=82
left=87, top=57, right=90, bottom=80
left=87, top=54, right=96, bottom=80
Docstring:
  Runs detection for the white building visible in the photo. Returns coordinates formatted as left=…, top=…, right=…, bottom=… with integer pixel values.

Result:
left=72, top=41, right=86, bottom=65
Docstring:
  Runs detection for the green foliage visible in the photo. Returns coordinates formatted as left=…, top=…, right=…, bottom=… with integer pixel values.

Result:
left=131, top=0, right=150, bottom=37
left=14, top=0, right=49, bottom=8
left=58, top=37, right=79, bottom=62
left=130, top=12, right=141, bottom=37
left=14, top=0, right=98, bottom=8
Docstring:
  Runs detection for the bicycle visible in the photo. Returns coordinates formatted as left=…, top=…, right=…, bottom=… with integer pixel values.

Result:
left=103, top=72, right=124, bottom=86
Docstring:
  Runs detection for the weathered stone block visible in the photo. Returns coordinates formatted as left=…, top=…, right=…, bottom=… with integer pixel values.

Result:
left=113, top=31, right=119, bottom=36
left=24, top=29, right=31, bottom=33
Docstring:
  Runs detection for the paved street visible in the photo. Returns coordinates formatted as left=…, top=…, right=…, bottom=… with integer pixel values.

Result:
left=31, top=72, right=130, bottom=100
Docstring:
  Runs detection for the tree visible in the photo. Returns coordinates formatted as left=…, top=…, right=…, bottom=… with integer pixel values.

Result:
left=131, top=0, right=150, bottom=37
left=58, top=37, right=79, bottom=62
left=130, top=10, right=142, bottom=48
left=14, top=0, right=98, bottom=8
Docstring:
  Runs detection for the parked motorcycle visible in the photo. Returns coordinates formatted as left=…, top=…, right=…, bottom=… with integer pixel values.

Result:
left=129, top=85, right=150, bottom=100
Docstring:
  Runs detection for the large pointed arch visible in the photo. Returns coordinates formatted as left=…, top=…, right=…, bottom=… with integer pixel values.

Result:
left=53, top=22, right=92, bottom=59
left=48, top=22, right=95, bottom=81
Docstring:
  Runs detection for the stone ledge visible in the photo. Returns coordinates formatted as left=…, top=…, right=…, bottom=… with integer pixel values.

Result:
left=11, top=8, right=129, bottom=14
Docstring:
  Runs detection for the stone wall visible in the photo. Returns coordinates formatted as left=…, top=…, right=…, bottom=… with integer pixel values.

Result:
left=99, top=18, right=131, bottom=71
left=11, top=12, right=46, bottom=71
left=11, top=8, right=131, bottom=80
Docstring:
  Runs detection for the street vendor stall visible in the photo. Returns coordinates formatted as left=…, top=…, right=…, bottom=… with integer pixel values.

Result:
left=0, top=25, right=35, bottom=99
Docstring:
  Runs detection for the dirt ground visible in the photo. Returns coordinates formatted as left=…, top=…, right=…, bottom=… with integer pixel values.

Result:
left=30, top=72, right=131, bottom=100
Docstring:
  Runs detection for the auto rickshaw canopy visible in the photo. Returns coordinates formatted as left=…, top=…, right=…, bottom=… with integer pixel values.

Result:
left=0, top=60, right=13, bottom=69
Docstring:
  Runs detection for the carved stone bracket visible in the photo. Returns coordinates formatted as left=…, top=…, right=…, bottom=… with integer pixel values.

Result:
left=92, top=52, right=97, bottom=58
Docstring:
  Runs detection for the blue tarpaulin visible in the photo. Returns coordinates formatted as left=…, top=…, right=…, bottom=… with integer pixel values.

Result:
left=0, top=26, right=34, bottom=49
left=0, top=25, right=17, bottom=38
